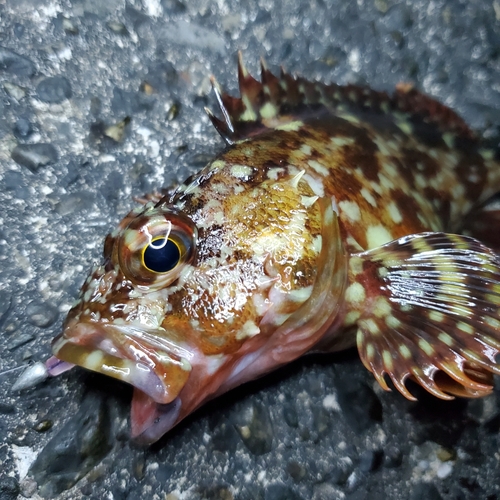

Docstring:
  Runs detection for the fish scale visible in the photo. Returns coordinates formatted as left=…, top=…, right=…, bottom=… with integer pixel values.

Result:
left=31, top=53, right=500, bottom=444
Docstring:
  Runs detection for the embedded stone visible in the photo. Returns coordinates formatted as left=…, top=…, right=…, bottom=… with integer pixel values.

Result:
left=0, top=47, right=35, bottom=76
left=26, top=300, right=59, bottom=328
left=36, top=76, right=72, bottom=103
left=11, top=143, right=58, bottom=172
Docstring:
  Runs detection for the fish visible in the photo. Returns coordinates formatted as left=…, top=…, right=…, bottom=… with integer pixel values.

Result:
left=47, top=53, right=500, bottom=444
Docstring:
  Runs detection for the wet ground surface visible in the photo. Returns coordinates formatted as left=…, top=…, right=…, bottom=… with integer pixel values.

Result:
left=1, top=0, right=500, bottom=499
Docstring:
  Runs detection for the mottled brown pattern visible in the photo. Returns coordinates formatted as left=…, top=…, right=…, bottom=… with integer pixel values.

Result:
left=400, top=147, right=439, bottom=178
left=455, top=154, right=488, bottom=201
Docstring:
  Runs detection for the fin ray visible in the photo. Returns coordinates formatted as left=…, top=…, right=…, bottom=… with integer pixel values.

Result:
left=354, top=232, right=500, bottom=400
left=208, top=56, right=477, bottom=144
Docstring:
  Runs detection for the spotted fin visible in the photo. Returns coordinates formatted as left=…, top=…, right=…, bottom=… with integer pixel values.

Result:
left=353, top=232, right=500, bottom=400
left=206, top=53, right=476, bottom=145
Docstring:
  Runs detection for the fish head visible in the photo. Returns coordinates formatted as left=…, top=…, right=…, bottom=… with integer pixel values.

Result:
left=53, top=203, right=199, bottom=406
left=52, top=158, right=347, bottom=442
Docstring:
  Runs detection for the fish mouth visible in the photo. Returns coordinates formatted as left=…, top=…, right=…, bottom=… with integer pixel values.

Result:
left=130, top=388, right=183, bottom=444
left=52, top=322, right=193, bottom=405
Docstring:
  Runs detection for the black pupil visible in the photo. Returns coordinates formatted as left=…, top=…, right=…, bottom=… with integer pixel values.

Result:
left=144, top=238, right=180, bottom=273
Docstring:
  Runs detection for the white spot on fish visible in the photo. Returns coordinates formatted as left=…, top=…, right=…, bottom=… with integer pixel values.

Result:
left=276, top=120, right=303, bottom=132
left=361, top=187, right=377, bottom=207
left=373, top=296, right=391, bottom=317
left=396, top=121, right=412, bottom=135
left=308, top=159, right=329, bottom=176
left=366, top=225, right=393, bottom=248
left=330, top=136, right=355, bottom=147
left=231, top=164, right=253, bottom=179
left=312, top=235, right=322, bottom=254
left=451, top=183, right=466, bottom=200
left=414, top=173, right=427, bottom=189
left=253, top=293, right=271, bottom=316
left=362, top=318, right=380, bottom=335
left=345, top=282, right=366, bottom=306
left=383, top=350, right=394, bottom=370
left=429, top=310, right=445, bottom=323
left=386, top=201, right=403, bottom=224
left=300, top=144, right=312, bottom=155
left=85, top=350, right=104, bottom=369
left=339, top=200, right=361, bottom=222
left=370, top=181, right=383, bottom=195
left=344, top=310, right=360, bottom=326
left=210, top=160, right=226, bottom=171
left=267, top=167, right=284, bottom=180
left=378, top=173, right=395, bottom=191
left=301, top=195, right=319, bottom=208
left=260, top=102, right=277, bottom=119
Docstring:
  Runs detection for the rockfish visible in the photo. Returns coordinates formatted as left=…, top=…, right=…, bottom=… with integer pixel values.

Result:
left=49, top=55, right=500, bottom=444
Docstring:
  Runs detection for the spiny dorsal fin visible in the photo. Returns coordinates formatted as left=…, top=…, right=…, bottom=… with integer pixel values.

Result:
left=352, top=232, right=500, bottom=400
left=394, top=83, right=476, bottom=140
left=206, top=53, right=476, bottom=145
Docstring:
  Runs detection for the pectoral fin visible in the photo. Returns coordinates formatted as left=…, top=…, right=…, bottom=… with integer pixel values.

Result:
left=352, top=232, right=500, bottom=400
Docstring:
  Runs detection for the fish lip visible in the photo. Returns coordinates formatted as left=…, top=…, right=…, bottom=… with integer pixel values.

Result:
left=52, top=321, right=192, bottom=405
left=130, top=389, right=183, bottom=445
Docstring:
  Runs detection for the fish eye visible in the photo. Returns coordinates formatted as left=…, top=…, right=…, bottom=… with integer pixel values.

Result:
left=142, top=237, right=182, bottom=274
left=115, top=206, right=198, bottom=288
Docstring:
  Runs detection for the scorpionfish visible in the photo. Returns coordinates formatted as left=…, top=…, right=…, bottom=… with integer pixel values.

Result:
left=49, top=55, right=500, bottom=444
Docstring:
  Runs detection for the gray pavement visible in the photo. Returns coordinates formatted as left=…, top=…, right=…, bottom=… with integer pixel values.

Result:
left=1, top=1, right=500, bottom=499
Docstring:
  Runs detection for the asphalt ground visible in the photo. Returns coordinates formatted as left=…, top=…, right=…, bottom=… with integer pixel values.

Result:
left=1, top=1, right=500, bottom=499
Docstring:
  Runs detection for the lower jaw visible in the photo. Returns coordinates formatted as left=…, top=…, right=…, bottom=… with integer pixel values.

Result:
left=130, top=388, right=182, bottom=444
left=52, top=337, right=174, bottom=404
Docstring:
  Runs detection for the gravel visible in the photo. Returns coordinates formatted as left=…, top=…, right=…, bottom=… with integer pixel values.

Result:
left=1, top=1, right=500, bottom=499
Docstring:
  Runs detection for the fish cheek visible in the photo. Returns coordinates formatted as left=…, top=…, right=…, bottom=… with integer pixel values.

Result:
left=161, top=286, right=251, bottom=355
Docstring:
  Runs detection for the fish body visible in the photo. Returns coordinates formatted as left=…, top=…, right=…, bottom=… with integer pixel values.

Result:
left=51, top=55, right=500, bottom=444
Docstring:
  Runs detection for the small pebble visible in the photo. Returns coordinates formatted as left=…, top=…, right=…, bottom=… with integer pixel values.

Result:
left=13, top=23, right=25, bottom=38
left=106, top=21, right=129, bottom=35
left=13, top=118, right=33, bottom=139
left=55, top=191, right=95, bottom=216
left=36, top=75, right=72, bottom=103
left=233, top=401, right=274, bottom=455
left=26, top=300, right=59, bottom=328
left=166, top=101, right=181, bottom=121
left=0, top=476, right=20, bottom=500
left=103, top=116, right=130, bottom=142
left=34, top=420, right=53, bottom=433
left=62, top=17, right=79, bottom=35
left=20, top=478, right=38, bottom=498
left=0, top=46, right=35, bottom=76
left=3, top=81, right=26, bottom=100
left=11, top=143, right=58, bottom=172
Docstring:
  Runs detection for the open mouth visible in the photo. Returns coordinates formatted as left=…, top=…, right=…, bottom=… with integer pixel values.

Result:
left=52, top=322, right=193, bottom=405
